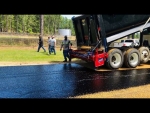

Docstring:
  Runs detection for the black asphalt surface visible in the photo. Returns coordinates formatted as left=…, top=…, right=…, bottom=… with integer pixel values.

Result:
left=0, top=63, right=150, bottom=98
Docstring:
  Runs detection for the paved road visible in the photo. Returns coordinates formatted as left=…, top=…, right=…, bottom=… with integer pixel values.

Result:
left=0, top=63, right=150, bottom=98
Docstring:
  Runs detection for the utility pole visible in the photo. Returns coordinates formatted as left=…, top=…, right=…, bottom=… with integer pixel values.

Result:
left=40, top=15, right=44, bottom=37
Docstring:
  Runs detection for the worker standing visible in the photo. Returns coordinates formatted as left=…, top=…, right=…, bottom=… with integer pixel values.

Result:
left=60, top=35, right=72, bottom=62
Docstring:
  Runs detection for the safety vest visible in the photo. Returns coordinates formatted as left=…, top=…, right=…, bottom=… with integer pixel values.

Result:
left=62, top=40, right=71, bottom=50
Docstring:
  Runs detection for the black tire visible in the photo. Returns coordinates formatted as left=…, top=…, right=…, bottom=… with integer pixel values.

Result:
left=106, top=48, right=124, bottom=69
left=124, top=48, right=140, bottom=68
left=138, top=46, right=150, bottom=64
left=122, top=49, right=127, bottom=67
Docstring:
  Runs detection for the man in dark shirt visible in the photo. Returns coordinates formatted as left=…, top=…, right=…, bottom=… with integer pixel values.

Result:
left=37, top=34, right=46, bottom=52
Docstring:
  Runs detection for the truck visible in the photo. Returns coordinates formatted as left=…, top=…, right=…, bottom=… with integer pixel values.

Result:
left=113, top=39, right=140, bottom=47
left=69, top=15, right=150, bottom=70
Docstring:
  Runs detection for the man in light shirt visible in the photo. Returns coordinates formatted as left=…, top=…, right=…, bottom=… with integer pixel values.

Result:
left=49, top=35, right=56, bottom=55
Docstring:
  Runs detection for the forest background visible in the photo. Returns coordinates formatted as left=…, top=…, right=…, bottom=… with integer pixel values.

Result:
left=0, top=15, right=75, bottom=36
left=0, top=14, right=77, bottom=48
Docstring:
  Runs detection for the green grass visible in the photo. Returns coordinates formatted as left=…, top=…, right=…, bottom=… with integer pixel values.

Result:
left=0, top=47, right=66, bottom=63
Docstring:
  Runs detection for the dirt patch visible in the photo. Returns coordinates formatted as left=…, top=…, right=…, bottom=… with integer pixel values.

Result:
left=0, top=59, right=85, bottom=67
left=0, top=61, right=51, bottom=67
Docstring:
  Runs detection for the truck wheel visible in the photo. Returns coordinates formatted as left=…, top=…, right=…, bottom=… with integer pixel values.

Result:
left=138, top=46, right=150, bottom=64
left=124, top=48, right=140, bottom=68
left=106, top=48, right=123, bottom=69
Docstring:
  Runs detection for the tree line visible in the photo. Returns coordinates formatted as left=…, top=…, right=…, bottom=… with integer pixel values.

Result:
left=0, top=15, right=75, bottom=35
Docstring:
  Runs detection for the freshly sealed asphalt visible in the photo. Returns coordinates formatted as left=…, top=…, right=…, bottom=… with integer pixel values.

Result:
left=0, top=63, right=150, bottom=98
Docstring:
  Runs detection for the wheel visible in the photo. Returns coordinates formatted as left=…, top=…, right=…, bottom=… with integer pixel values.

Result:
left=124, top=48, right=140, bottom=68
left=106, top=48, right=124, bottom=69
left=138, top=46, right=150, bottom=64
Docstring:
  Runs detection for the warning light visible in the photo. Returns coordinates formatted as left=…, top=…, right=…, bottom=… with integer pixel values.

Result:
left=98, top=27, right=101, bottom=31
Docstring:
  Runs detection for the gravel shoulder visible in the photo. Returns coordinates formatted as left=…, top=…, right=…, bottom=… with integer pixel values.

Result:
left=71, top=83, right=150, bottom=98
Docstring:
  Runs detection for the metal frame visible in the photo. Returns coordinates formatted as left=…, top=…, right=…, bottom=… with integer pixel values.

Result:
left=106, top=22, right=150, bottom=43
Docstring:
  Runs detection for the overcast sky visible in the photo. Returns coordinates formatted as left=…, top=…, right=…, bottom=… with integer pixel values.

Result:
left=61, top=15, right=81, bottom=19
